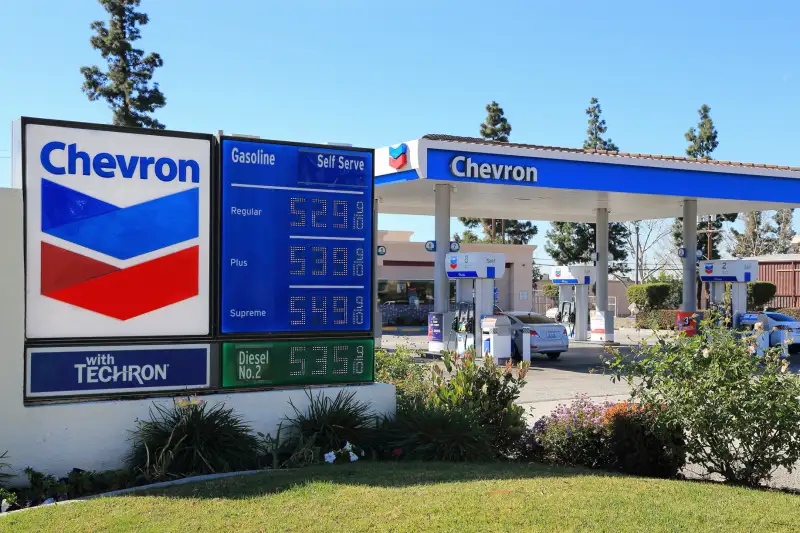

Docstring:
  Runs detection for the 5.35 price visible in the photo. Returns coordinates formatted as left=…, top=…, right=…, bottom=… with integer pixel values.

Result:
left=289, top=344, right=366, bottom=377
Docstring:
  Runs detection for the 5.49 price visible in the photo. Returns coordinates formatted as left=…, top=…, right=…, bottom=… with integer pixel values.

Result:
left=289, top=295, right=364, bottom=326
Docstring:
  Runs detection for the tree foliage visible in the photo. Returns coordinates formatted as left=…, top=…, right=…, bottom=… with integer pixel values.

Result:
left=773, top=209, right=796, bottom=254
left=479, top=100, right=511, bottom=142
left=545, top=222, right=629, bottom=274
left=80, top=0, right=166, bottom=129
left=730, top=211, right=776, bottom=257
left=583, top=97, right=619, bottom=152
left=457, top=101, right=536, bottom=243
left=685, top=104, right=718, bottom=159
left=546, top=97, right=628, bottom=274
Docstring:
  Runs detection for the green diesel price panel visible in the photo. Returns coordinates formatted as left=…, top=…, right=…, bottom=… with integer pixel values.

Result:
left=221, top=338, right=374, bottom=388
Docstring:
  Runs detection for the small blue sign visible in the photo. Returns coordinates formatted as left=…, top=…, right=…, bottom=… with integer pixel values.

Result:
left=27, top=345, right=210, bottom=398
left=377, top=245, right=387, bottom=256
left=425, top=240, right=436, bottom=252
left=428, top=313, right=444, bottom=342
left=449, top=241, right=460, bottom=252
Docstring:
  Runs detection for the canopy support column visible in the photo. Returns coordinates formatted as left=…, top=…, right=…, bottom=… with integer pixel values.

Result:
left=434, top=184, right=451, bottom=313
left=595, top=207, right=613, bottom=341
left=682, top=199, right=698, bottom=313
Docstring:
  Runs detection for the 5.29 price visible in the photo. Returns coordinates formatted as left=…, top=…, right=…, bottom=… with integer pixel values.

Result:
left=290, top=198, right=364, bottom=231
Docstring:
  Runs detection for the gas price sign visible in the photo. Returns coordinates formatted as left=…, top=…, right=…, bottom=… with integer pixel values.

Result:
left=221, top=338, right=374, bottom=387
left=220, top=139, right=373, bottom=334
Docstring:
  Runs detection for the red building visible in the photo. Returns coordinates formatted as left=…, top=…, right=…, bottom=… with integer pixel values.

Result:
left=753, top=254, right=800, bottom=308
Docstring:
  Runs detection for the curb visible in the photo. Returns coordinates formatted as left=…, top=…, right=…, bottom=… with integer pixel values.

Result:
left=0, top=469, right=267, bottom=517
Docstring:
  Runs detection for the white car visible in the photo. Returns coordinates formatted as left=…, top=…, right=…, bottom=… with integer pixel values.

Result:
left=504, top=312, right=569, bottom=360
left=763, top=312, right=800, bottom=355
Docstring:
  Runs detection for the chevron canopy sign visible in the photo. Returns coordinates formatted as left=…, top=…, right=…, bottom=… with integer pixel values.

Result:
left=23, top=121, right=211, bottom=339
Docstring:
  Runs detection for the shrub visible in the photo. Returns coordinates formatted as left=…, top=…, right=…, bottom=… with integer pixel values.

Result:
left=0, top=451, right=11, bottom=487
left=634, top=309, right=677, bottom=330
left=627, top=283, right=671, bottom=310
left=531, top=395, right=611, bottom=468
left=61, top=468, right=134, bottom=499
left=285, top=389, right=374, bottom=454
left=19, top=468, right=66, bottom=505
left=381, top=404, right=493, bottom=462
left=128, top=399, right=259, bottom=481
left=606, top=311, right=800, bottom=487
left=375, top=347, right=430, bottom=409
left=542, top=284, right=559, bottom=299
left=428, top=353, right=528, bottom=457
left=775, top=308, right=800, bottom=320
left=603, top=402, right=686, bottom=479
left=748, top=282, right=776, bottom=309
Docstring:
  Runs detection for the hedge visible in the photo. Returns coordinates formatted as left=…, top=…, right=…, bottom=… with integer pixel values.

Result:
left=627, top=283, right=671, bottom=310
left=748, top=282, right=776, bottom=309
left=634, top=309, right=678, bottom=330
left=542, top=284, right=560, bottom=299
left=775, top=308, right=800, bottom=320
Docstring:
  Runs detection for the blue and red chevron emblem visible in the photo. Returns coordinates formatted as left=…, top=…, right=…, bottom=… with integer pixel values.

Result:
left=388, top=143, right=408, bottom=170
left=40, top=179, right=200, bottom=320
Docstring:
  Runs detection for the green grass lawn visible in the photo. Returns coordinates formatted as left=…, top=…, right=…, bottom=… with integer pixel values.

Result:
left=2, top=462, right=798, bottom=533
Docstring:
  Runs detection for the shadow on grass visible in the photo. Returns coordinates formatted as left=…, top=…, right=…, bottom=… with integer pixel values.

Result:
left=128, top=461, right=604, bottom=501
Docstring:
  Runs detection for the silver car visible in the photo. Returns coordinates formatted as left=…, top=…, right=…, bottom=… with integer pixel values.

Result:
left=505, top=312, right=569, bottom=360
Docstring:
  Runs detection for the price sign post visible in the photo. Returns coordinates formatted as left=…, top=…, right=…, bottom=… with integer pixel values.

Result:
left=221, top=339, right=374, bottom=387
left=220, top=139, right=374, bottom=334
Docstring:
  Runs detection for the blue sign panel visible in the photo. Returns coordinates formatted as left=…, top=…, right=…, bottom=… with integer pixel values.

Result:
left=221, top=140, right=373, bottom=334
left=26, top=345, right=210, bottom=398
left=428, top=313, right=443, bottom=342
left=426, top=149, right=800, bottom=204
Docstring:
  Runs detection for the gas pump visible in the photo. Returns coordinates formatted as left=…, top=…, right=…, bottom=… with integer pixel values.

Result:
left=442, top=252, right=506, bottom=357
left=550, top=265, right=594, bottom=342
left=698, top=259, right=758, bottom=328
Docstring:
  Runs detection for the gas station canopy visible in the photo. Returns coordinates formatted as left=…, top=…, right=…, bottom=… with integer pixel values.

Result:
left=375, top=135, right=800, bottom=222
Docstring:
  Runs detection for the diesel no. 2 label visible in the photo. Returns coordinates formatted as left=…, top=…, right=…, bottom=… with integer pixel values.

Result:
left=220, top=140, right=373, bottom=334
left=221, top=338, right=374, bottom=387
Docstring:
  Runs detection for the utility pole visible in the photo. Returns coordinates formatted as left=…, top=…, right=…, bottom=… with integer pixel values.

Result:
left=634, top=226, right=640, bottom=284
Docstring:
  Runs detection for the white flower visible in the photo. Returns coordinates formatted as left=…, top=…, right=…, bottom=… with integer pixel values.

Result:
left=1, top=499, right=9, bottom=513
left=324, top=451, right=336, bottom=464
left=344, top=442, right=352, bottom=452
left=702, top=348, right=710, bottom=358
left=349, top=451, right=359, bottom=462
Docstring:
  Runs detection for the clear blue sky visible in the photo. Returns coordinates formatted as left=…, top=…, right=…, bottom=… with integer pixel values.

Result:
left=2, top=0, right=798, bottom=264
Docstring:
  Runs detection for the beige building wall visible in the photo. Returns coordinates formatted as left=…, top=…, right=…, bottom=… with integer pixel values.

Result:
left=377, top=231, right=536, bottom=312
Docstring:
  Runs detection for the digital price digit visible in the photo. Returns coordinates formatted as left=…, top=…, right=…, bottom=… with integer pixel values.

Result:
left=312, top=346, right=328, bottom=375
left=333, top=200, right=348, bottom=229
left=333, top=345, right=348, bottom=375
left=290, top=198, right=306, bottom=227
left=333, top=296, right=347, bottom=325
left=333, top=248, right=348, bottom=276
left=290, top=346, right=306, bottom=376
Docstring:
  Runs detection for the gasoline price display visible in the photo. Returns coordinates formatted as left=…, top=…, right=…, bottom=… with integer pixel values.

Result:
left=220, top=139, right=373, bottom=334
left=220, top=339, right=375, bottom=387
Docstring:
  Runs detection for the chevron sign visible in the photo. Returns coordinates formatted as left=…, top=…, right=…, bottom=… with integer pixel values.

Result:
left=23, top=122, right=211, bottom=339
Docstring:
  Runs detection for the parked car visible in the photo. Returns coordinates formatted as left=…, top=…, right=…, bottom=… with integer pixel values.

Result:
left=764, top=312, right=800, bottom=354
left=504, top=312, right=569, bottom=360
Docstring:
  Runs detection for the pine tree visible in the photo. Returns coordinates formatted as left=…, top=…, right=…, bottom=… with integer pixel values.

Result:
left=730, top=211, right=776, bottom=257
left=584, top=97, right=619, bottom=152
left=480, top=101, right=511, bottom=142
left=685, top=104, right=718, bottom=159
left=457, top=101, right=537, bottom=243
left=80, top=0, right=166, bottom=129
left=672, top=105, right=737, bottom=259
left=546, top=97, right=629, bottom=273
left=773, top=209, right=796, bottom=254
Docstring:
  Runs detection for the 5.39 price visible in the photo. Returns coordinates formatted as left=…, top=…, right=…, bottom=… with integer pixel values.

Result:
left=290, top=246, right=364, bottom=277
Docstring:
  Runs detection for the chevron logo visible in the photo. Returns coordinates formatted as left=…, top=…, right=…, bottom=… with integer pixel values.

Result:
left=40, top=178, right=199, bottom=320
left=388, top=143, right=408, bottom=170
